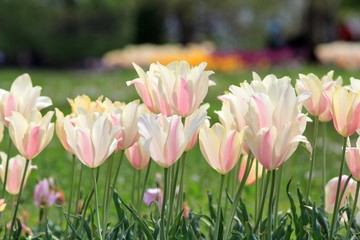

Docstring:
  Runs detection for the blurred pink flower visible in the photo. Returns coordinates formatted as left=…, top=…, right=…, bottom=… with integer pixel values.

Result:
left=0, top=153, right=37, bottom=195
left=0, top=74, right=52, bottom=127
left=125, top=141, right=150, bottom=170
left=325, top=175, right=356, bottom=213
left=34, top=178, right=64, bottom=207
left=7, top=111, right=54, bottom=160
left=238, top=155, right=263, bottom=185
left=144, top=188, right=162, bottom=208
left=346, top=137, right=360, bottom=181
left=199, top=123, right=244, bottom=175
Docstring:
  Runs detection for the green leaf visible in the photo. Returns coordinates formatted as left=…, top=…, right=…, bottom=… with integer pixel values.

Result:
left=286, top=180, right=300, bottom=236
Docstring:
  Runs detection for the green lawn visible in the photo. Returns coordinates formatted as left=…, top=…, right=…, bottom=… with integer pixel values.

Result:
left=0, top=64, right=359, bottom=228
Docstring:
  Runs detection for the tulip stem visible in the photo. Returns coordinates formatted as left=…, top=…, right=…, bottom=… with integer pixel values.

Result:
left=347, top=180, right=360, bottom=238
left=305, top=116, right=319, bottom=202
left=65, top=154, right=76, bottom=235
left=112, top=151, right=124, bottom=193
left=138, top=161, right=152, bottom=213
left=175, top=152, right=187, bottom=216
left=92, top=168, right=103, bottom=240
left=273, top=165, right=283, bottom=227
left=267, top=170, right=276, bottom=240
left=102, top=154, right=114, bottom=239
left=214, top=174, right=225, bottom=240
left=8, top=159, right=30, bottom=240
left=322, top=122, right=327, bottom=204
left=160, top=168, right=169, bottom=240
left=254, top=170, right=271, bottom=233
left=1, top=136, right=12, bottom=198
left=330, top=137, right=347, bottom=239
left=223, top=154, right=253, bottom=239
left=255, top=160, right=259, bottom=219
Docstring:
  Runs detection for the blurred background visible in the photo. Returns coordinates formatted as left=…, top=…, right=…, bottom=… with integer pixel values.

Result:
left=0, top=0, right=360, bottom=71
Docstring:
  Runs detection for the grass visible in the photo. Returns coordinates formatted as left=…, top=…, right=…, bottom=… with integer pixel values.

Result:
left=0, top=63, right=359, bottom=228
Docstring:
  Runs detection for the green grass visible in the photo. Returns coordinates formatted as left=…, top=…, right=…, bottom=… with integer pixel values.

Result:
left=0, top=64, right=359, bottom=228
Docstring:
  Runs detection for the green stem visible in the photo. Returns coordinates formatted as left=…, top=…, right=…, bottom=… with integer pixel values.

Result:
left=138, top=161, right=152, bottom=213
left=267, top=170, right=276, bottom=240
left=92, top=168, right=103, bottom=240
left=168, top=160, right=180, bottom=225
left=160, top=168, right=169, bottom=240
left=8, top=159, right=30, bottom=240
left=223, top=155, right=253, bottom=239
left=112, top=151, right=124, bottom=192
left=1, top=137, right=12, bottom=198
left=273, top=165, right=283, bottom=226
left=176, top=152, right=187, bottom=215
left=214, top=174, right=225, bottom=240
left=305, top=116, right=319, bottom=202
left=322, top=122, right=327, bottom=204
left=330, top=137, right=347, bottom=239
left=131, top=168, right=136, bottom=204
left=255, top=160, right=259, bottom=219
left=346, top=181, right=360, bottom=238
left=224, top=173, right=230, bottom=219
left=65, top=155, right=76, bottom=234
left=102, top=154, right=114, bottom=238
left=75, top=163, right=84, bottom=215
left=254, top=170, right=271, bottom=233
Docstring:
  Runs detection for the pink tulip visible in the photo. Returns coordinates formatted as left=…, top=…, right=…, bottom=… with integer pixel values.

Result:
left=0, top=74, right=52, bottom=126
left=128, top=61, right=214, bottom=117
left=55, top=108, right=74, bottom=154
left=325, top=175, right=356, bottom=213
left=7, top=111, right=54, bottom=160
left=138, top=111, right=206, bottom=168
left=184, top=104, right=209, bottom=151
left=245, top=75, right=309, bottom=170
left=296, top=71, right=342, bottom=122
left=144, top=188, right=162, bottom=208
left=346, top=137, right=360, bottom=181
left=125, top=141, right=150, bottom=170
left=110, top=100, right=143, bottom=151
left=238, top=155, right=263, bottom=185
left=329, top=87, right=360, bottom=137
left=64, top=111, right=120, bottom=168
left=0, top=153, right=37, bottom=195
left=199, top=123, right=244, bottom=175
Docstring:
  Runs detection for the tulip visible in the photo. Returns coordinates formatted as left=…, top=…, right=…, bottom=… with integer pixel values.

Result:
left=346, top=137, right=360, bottom=181
left=0, top=153, right=37, bottom=195
left=7, top=111, right=54, bottom=160
left=143, top=188, right=162, bottom=208
left=238, top=155, right=263, bottom=185
left=199, top=123, right=244, bottom=175
left=245, top=93, right=309, bottom=170
left=67, top=95, right=105, bottom=114
left=138, top=110, right=206, bottom=168
left=55, top=108, right=73, bottom=154
left=325, top=175, right=356, bottom=213
left=296, top=71, right=342, bottom=122
left=110, top=100, right=143, bottom=151
left=0, top=198, right=6, bottom=212
left=184, top=104, right=209, bottom=151
left=125, top=141, right=150, bottom=170
left=329, top=87, right=360, bottom=137
left=64, top=111, right=120, bottom=168
left=0, top=73, right=52, bottom=126
left=34, top=178, right=62, bottom=207
left=128, top=61, right=215, bottom=117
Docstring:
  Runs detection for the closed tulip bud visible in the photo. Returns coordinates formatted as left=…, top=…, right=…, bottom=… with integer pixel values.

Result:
left=238, top=155, right=263, bottom=185
left=346, top=137, right=360, bottom=181
left=55, top=108, right=73, bottom=154
left=325, top=175, right=356, bottom=213
left=125, top=141, right=150, bottom=170
left=0, top=153, right=37, bottom=195
left=199, top=123, right=244, bottom=175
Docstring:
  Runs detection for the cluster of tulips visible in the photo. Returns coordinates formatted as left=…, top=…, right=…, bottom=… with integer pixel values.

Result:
left=0, top=60, right=360, bottom=239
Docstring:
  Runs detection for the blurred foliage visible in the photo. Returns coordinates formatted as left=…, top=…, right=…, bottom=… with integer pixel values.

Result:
left=0, top=0, right=136, bottom=66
